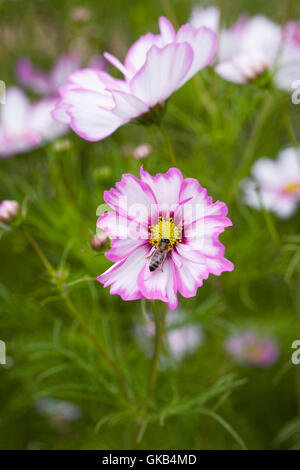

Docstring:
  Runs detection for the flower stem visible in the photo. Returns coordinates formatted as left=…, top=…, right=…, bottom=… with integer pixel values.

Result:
left=132, top=302, right=167, bottom=449
left=278, top=96, right=298, bottom=149
left=24, top=231, right=132, bottom=403
left=228, top=90, right=274, bottom=203
left=158, top=123, right=176, bottom=166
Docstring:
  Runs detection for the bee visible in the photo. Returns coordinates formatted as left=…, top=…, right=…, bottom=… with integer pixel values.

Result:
left=149, top=238, right=172, bottom=272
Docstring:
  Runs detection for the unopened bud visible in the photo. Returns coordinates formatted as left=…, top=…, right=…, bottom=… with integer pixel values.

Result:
left=0, top=200, right=19, bottom=223
left=133, top=143, right=152, bottom=160
left=70, top=7, right=91, bottom=22
left=90, top=232, right=108, bottom=251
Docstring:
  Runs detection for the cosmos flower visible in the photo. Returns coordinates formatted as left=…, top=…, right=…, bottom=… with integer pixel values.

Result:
left=0, top=200, right=19, bottom=223
left=226, top=330, right=279, bottom=367
left=242, top=147, right=300, bottom=219
left=52, top=16, right=217, bottom=141
left=97, top=167, right=233, bottom=310
left=0, top=87, right=67, bottom=158
left=15, top=54, right=105, bottom=97
left=190, top=6, right=300, bottom=89
left=15, top=54, right=81, bottom=96
left=135, top=310, right=204, bottom=362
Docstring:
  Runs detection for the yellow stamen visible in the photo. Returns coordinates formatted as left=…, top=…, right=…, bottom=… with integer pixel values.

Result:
left=149, top=217, right=182, bottom=248
left=284, top=182, right=300, bottom=194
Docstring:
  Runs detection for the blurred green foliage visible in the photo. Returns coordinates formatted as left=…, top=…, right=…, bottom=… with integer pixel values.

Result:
left=0, top=0, right=300, bottom=450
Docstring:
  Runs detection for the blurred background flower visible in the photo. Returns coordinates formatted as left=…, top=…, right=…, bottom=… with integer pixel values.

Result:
left=225, top=330, right=279, bottom=367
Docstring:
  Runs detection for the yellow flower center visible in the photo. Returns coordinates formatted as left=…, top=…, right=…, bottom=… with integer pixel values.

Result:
left=149, top=216, right=182, bottom=248
left=284, top=182, right=300, bottom=194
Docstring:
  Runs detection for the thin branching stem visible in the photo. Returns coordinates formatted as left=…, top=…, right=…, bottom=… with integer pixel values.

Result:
left=158, top=123, right=176, bottom=167
left=132, top=302, right=167, bottom=449
left=228, top=90, right=274, bottom=203
left=24, top=231, right=132, bottom=403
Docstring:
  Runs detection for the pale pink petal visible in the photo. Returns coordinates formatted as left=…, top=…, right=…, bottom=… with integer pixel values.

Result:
left=189, top=6, right=220, bottom=32
left=104, top=173, right=157, bottom=226
left=62, top=89, right=122, bottom=141
left=110, top=90, right=149, bottom=119
left=30, top=98, right=67, bottom=140
left=98, top=245, right=149, bottom=301
left=2, top=87, right=30, bottom=134
left=140, top=166, right=183, bottom=206
left=215, top=61, right=247, bottom=83
left=15, top=59, right=52, bottom=95
left=251, top=158, right=281, bottom=186
left=51, top=54, right=81, bottom=90
left=176, top=25, right=217, bottom=84
left=158, top=16, right=176, bottom=44
left=105, top=238, right=148, bottom=262
left=130, top=42, right=193, bottom=107
left=124, top=33, right=161, bottom=77
left=138, top=256, right=178, bottom=310
left=172, top=250, right=209, bottom=298
left=97, top=211, right=148, bottom=239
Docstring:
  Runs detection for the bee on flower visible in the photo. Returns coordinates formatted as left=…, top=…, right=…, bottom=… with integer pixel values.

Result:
left=97, top=167, right=234, bottom=310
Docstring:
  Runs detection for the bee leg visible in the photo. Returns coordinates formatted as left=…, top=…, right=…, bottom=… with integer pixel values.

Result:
left=146, top=247, right=155, bottom=259
left=161, top=256, right=166, bottom=272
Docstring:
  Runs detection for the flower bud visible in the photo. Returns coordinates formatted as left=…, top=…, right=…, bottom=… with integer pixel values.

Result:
left=0, top=200, right=19, bottom=223
left=133, top=143, right=152, bottom=160
left=90, top=232, right=108, bottom=251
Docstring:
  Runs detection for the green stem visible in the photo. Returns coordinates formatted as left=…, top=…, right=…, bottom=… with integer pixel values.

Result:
left=228, top=90, right=274, bottom=203
left=132, top=302, right=167, bottom=449
left=158, top=123, right=176, bottom=166
left=278, top=96, right=298, bottom=149
left=25, top=231, right=131, bottom=402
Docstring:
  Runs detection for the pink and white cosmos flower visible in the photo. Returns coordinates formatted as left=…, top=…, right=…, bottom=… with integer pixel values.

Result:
left=226, top=330, right=279, bottom=367
left=52, top=17, right=217, bottom=141
left=190, top=7, right=300, bottom=89
left=0, top=87, right=67, bottom=158
left=15, top=54, right=81, bottom=96
left=15, top=54, right=106, bottom=97
left=242, top=148, right=300, bottom=219
left=97, top=167, right=233, bottom=310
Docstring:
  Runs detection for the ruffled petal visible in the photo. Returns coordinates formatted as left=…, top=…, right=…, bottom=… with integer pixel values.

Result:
left=176, top=25, right=217, bottom=84
left=105, top=238, right=148, bottom=262
left=104, top=173, right=157, bottom=226
left=130, top=42, right=193, bottom=107
left=124, top=33, right=162, bottom=77
left=138, top=256, right=178, bottom=310
left=62, top=89, right=123, bottom=141
left=98, top=244, right=149, bottom=301
left=97, top=211, right=148, bottom=240
left=140, top=166, right=183, bottom=207
left=172, top=249, right=209, bottom=298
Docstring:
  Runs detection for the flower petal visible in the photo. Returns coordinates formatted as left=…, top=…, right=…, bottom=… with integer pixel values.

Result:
left=97, top=211, right=148, bottom=239
left=104, top=173, right=157, bottom=226
left=105, top=238, right=148, bottom=262
left=130, top=42, right=193, bottom=107
left=140, top=166, right=183, bottom=207
left=176, top=25, right=217, bottom=84
left=138, top=256, right=178, bottom=310
left=98, top=244, right=149, bottom=301
left=172, top=250, right=209, bottom=298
